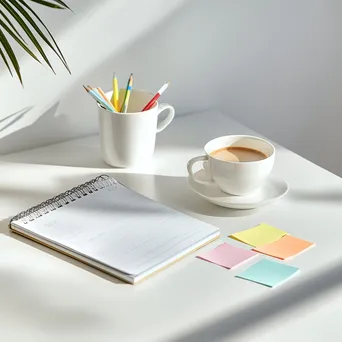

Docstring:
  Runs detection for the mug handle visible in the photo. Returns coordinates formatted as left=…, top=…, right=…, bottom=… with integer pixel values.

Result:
left=187, top=155, right=214, bottom=185
left=157, top=103, right=175, bottom=133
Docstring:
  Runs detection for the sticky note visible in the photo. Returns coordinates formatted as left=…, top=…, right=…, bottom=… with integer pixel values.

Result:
left=253, top=235, right=315, bottom=260
left=236, top=259, right=299, bottom=287
left=230, top=223, right=287, bottom=247
left=197, top=243, right=257, bottom=269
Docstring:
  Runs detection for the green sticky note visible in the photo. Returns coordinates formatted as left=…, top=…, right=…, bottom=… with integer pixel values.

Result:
left=230, top=223, right=287, bottom=247
left=236, top=259, right=299, bottom=288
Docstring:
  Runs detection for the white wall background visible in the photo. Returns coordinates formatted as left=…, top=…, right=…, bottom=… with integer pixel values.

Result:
left=0, top=0, right=341, bottom=175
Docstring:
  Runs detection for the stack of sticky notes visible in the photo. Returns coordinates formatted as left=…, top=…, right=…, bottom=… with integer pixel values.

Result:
left=229, top=223, right=315, bottom=288
left=230, top=223, right=315, bottom=259
left=196, top=223, right=315, bottom=289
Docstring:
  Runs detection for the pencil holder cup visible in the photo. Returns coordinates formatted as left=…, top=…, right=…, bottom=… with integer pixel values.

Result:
left=98, top=89, right=175, bottom=168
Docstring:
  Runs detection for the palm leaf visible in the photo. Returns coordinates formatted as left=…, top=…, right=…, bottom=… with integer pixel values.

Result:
left=26, top=0, right=65, bottom=10
left=0, top=17, right=40, bottom=62
left=18, top=0, right=70, bottom=72
left=0, top=9, right=26, bottom=42
left=2, top=0, right=56, bottom=73
left=0, top=47, right=12, bottom=75
left=0, top=28, right=21, bottom=83
left=30, top=0, right=72, bottom=11
left=0, top=0, right=71, bottom=84
left=0, top=17, right=41, bottom=83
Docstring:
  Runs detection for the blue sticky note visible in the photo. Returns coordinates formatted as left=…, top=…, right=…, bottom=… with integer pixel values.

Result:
left=236, top=259, right=299, bottom=288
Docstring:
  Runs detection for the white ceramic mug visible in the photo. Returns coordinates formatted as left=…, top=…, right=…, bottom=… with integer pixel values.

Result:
left=187, top=135, right=275, bottom=195
left=98, top=89, right=175, bottom=167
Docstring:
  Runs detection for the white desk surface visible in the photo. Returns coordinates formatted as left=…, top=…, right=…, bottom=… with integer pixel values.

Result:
left=0, top=110, right=341, bottom=342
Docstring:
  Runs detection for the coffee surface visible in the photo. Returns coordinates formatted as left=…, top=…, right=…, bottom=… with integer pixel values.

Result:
left=210, top=146, right=267, bottom=162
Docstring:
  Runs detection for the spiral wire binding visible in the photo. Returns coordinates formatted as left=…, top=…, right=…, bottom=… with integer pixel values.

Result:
left=10, top=175, right=117, bottom=225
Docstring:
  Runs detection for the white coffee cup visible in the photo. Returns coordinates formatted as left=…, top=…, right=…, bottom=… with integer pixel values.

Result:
left=98, top=89, right=175, bottom=167
left=187, top=135, right=275, bottom=195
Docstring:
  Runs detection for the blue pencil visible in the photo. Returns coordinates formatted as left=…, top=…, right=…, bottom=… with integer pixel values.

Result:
left=83, top=85, right=115, bottom=112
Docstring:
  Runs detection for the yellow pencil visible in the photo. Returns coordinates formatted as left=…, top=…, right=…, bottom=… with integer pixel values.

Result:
left=110, top=73, right=119, bottom=111
left=120, top=73, right=133, bottom=113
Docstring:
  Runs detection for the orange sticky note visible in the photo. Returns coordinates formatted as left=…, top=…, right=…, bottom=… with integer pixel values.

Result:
left=253, top=235, right=315, bottom=260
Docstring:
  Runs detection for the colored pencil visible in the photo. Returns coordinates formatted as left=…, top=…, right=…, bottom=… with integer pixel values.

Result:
left=110, top=73, right=119, bottom=111
left=142, top=81, right=170, bottom=111
left=83, top=85, right=115, bottom=112
left=120, top=73, right=133, bottom=113
left=96, top=87, right=115, bottom=110
left=89, top=85, right=116, bottom=112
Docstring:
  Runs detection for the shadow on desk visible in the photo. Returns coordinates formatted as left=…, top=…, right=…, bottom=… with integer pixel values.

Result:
left=0, top=264, right=107, bottom=331
left=289, top=189, right=342, bottom=203
left=172, top=259, right=342, bottom=342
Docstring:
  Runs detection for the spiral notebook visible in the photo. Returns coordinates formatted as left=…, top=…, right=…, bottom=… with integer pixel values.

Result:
left=9, top=175, right=220, bottom=284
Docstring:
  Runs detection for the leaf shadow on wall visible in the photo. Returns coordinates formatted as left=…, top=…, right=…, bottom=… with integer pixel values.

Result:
left=0, top=102, right=75, bottom=155
left=0, top=106, right=33, bottom=134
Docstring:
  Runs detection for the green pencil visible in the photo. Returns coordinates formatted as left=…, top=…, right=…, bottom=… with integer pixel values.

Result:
left=120, top=73, right=133, bottom=113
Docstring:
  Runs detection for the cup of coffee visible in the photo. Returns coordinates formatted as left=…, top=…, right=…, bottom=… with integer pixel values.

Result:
left=187, top=135, right=275, bottom=195
left=98, top=89, right=175, bottom=167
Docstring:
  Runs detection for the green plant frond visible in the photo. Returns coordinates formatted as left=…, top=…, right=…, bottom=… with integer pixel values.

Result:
left=52, top=0, right=71, bottom=10
left=27, top=0, right=65, bottom=10
left=0, top=9, right=25, bottom=42
left=0, top=28, right=22, bottom=83
left=0, top=0, right=72, bottom=83
left=0, top=17, right=40, bottom=62
left=30, top=0, right=72, bottom=12
left=18, top=0, right=70, bottom=72
left=0, top=46, right=13, bottom=75
left=1, top=0, right=56, bottom=74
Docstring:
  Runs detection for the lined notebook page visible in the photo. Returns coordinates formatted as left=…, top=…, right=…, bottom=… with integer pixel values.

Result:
left=13, top=182, right=219, bottom=277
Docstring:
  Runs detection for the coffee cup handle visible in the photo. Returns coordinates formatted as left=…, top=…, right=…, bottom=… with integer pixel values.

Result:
left=187, top=155, right=214, bottom=185
left=157, top=103, right=175, bottom=133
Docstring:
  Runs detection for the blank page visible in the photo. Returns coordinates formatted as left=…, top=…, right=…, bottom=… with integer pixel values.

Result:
left=12, top=181, right=219, bottom=277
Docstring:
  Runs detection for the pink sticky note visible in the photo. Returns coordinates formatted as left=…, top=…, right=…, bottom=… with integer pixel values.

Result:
left=197, top=243, right=257, bottom=269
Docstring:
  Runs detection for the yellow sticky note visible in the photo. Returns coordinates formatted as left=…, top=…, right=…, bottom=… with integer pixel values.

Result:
left=253, top=235, right=315, bottom=260
left=230, top=223, right=287, bottom=247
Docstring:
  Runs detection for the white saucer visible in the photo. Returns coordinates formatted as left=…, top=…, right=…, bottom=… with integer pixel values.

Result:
left=188, top=170, right=289, bottom=210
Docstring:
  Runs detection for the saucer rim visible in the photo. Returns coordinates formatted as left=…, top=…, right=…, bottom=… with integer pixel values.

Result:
left=188, top=175, right=289, bottom=209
